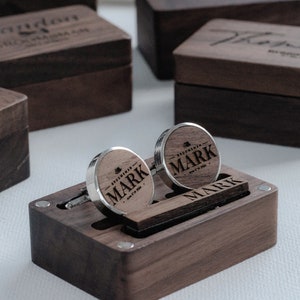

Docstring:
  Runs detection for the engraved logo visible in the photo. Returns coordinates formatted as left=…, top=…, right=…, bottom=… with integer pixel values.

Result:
left=209, top=29, right=300, bottom=59
left=209, top=29, right=300, bottom=49
left=0, top=15, right=79, bottom=36
left=168, top=143, right=218, bottom=176
left=183, top=177, right=244, bottom=201
left=106, top=163, right=150, bottom=206
left=0, top=14, right=90, bottom=50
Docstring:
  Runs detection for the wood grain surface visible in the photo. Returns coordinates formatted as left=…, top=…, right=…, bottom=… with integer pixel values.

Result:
left=0, top=5, right=131, bottom=87
left=174, top=19, right=300, bottom=98
left=0, top=88, right=28, bottom=137
left=14, top=65, right=132, bottom=130
left=124, top=175, right=249, bottom=236
left=86, top=148, right=154, bottom=215
left=0, top=88, right=29, bottom=192
left=175, top=83, right=300, bottom=147
left=29, top=165, right=277, bottom=299
left=137, top=0, right=300, bottom=79
left=155, top=123, right=221, bottom=190
left=0, top=5, right=132, bottom=130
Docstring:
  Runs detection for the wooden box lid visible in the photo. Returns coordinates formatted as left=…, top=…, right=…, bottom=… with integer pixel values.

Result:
left=174, top=19, right=300, bottom=98
left=0, top=87, right=28, bottom=139
left=0, top=5, right=131, bottom=88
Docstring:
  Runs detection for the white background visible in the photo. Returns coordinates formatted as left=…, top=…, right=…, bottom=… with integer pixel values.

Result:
left=0, top=2, right=300, bottom=300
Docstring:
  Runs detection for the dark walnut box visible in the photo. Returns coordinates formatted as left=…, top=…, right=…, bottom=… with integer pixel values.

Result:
left=0, top=5, right=132, bottom=131
left=174, top=19, right=300, bottom=147
left=136, top=0, right=300, bottom=79
left=29, top=165, right=277, bottom=299
left=0, top=0, right=96, bottom=17
left=0, top=87, right=29, bottom=192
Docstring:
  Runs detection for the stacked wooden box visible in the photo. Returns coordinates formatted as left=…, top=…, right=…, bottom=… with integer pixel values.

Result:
left=0, top=5, right=132, bottom=130
left=174, top=19, right=300, bottom=147
left=0, top=88, right=29, bottom=191
left=137, top=0, right=300, bottom=79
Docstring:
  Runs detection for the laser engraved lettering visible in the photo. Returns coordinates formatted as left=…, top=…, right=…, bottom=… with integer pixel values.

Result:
left=106, top=164, right=150, bottom=205
left=210, top=29, right=300, bottom=50
left=0, top=13, right=88, bottom=50
left=0, top=15, right=79, bottom=36
left=183, top=176, right=244, bottom=201
left=169, top=145, right=217, bottom=175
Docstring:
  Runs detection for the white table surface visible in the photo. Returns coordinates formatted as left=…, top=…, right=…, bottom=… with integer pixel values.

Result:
left=1, top=3, right=300, bottom=300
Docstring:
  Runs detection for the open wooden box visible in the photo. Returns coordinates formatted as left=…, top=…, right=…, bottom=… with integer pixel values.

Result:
left=29, top=164, right=277, bottom=299
left=136, top=0, right=300, bottom=79
left=174, top=19, right=300, bottom=147
left=0, top=5, right=132, bottom=130
left=0, top=87, right=29, bottom=192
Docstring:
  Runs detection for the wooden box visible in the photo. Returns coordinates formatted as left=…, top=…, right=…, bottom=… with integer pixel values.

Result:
left=136, top=0, right=300, bottom=79
left=174, top=19, right=300, bottom=147
left=0, top=5, right=132, bottom=131
left=0, top=87, right=29, bottom=192
left=29, top=165, right=277, bottom=299
left=0, top=0, right=96, bottom=17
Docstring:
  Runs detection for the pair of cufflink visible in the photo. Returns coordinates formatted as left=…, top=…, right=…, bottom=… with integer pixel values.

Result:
left=66, top=122, right=221, bottom=216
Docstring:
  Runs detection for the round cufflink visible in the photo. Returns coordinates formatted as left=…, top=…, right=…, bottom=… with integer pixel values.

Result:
left=86, top=147, right=154, bottom=215
left=152, top=122, right=221, bottom=190
left=65, top=123, right=219, bottom=214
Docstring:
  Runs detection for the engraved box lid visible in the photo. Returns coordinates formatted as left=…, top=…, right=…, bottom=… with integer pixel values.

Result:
left=0, top=5, right=131, bottom=88
left=0, top=87, right=28, bottom=139
left=174, top=19, right=300, bottom=98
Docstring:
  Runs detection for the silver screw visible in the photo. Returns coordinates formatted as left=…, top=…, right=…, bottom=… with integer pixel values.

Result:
left=258, top=184, right=272, bottom=192
left=117, top=241, right=135, bottom=249
left=35, top=200, right=51, bottom=208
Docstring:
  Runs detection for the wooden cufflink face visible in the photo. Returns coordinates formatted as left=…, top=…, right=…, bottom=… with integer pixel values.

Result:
left=86, top=147, right=154, bottom=215
left=154, top=122, right=221, bottom=190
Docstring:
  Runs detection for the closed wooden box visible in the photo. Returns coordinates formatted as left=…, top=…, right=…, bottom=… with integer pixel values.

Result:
left=0, top=0, right=95, bottom=17
left=29, top=165, right=277, bottom=299
left=136, top=0, right=300, bottom=79
left=174, top=19, right=300, bottom=147
left=0, top=5, right=132, bottom=130
left=0, top=88, right=29, bottom=192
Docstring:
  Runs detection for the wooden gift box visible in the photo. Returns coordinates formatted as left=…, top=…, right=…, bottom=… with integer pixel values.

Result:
left=174, top=19, right=300, bottom=147
left=0, top=0, right=96, bottom=17
left=0, top=87, right=29, bottom=192
left=0, top=5, right=132, bottom=131
left=29, top=165, right=277, bottom=299
left=136, top=0, right=300, bottom=79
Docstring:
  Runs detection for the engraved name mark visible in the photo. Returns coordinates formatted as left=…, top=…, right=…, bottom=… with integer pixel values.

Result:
left=0, top=14, right=79, bottom=36
left=210, top=29, right=300, bottom=50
